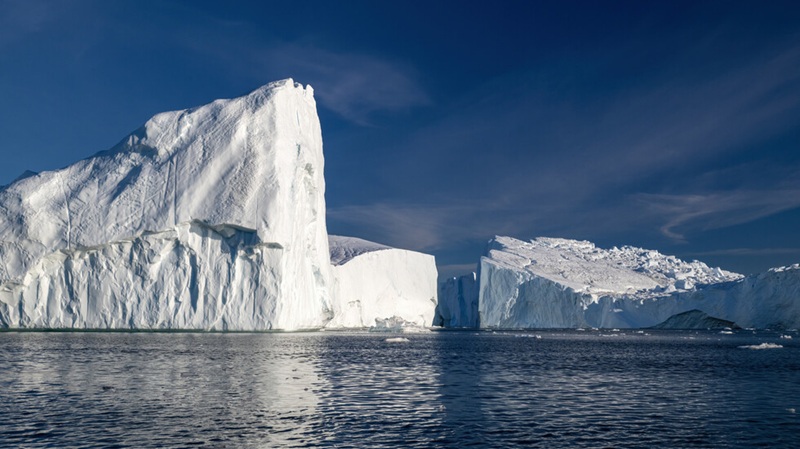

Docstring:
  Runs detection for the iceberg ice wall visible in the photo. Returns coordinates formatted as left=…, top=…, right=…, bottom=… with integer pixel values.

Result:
left=326, top=236, right=437, bottom=328
left=0, top=79, right=333, bottom=330
left=433, top=272, right=478, bottom=328
left=440, top=236, right=800, bottom=329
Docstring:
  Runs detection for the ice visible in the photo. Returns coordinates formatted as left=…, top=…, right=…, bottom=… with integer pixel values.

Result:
left=652, top=310, right=739, bottom=330
left=368, top=316, right=430, bottom=333
left=738, top=343, right=783, bottom=350
left=0, top=221, right=321, bottom=330
left=326, top=236, right=437, bottom=329
left=385, top=337, right=411, bottom=343
left=328, top=235, right=390, bottom=266
left=433, top=272, right=478, bottom=327
left=0, top=80, right=438, bottom=330
left=439, top=235, right=800, bottom=329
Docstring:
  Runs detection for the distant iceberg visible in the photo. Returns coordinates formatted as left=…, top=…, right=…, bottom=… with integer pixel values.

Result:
left=437, top=236, right=800, bottom=329
left=651, top=310, right=739, bottom=330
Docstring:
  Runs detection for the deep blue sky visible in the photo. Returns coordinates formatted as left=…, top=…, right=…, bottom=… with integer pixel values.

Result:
left=1, top=0, right=799, bottom=276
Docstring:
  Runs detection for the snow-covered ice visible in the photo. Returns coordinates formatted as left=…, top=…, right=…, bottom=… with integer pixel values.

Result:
left=385, top=337, right=411, bottom=343
left=738, top=343, right=783, bottom=350
left=0, top=80, right=332, bottom=329
left=326, top=236, right=437, bottom=329
left=0, top=80, right=438, bottom=330
left=439, top=235, right=800, bottom=329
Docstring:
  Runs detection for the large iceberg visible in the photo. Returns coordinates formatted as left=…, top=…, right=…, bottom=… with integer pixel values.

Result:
left=326, top=236, right=437, bottom=329
left=440, top=236, right=800, bottom=329
left=0, top=79, right=438, bottom=330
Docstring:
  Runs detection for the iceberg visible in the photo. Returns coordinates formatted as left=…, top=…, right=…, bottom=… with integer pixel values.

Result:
left=326, top=236, right=437, bottom=329
left=650, top=310, right=739, bottom=330
left=440, top=236, right=800, bottom=329
left=0, top=79, right=439, bottom=330
left=433, top=272, right=478, bottom=328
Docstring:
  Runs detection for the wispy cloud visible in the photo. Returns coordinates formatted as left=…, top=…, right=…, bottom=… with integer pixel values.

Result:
left=327, top=202, right=483, bottom=251
left=263, top=44, right=429, bottom=124
left=684, top=247, right=800, bottom=257
left=0, top=0, right=56, bottom=46
left=634, top=189, right=800, bottom=242
left=330, top=37, right=800, bottom=253
left=174, top=25, right=429, bottom=124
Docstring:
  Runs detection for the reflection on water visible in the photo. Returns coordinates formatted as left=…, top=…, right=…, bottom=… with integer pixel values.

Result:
left=1, top=330, right=799, bottom=448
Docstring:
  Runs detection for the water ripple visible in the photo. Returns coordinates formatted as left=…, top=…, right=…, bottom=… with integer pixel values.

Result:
left=0, top=330, right=798, bottom=448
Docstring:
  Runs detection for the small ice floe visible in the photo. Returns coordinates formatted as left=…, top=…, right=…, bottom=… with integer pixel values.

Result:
left=719, top=330, right=734, bottom=335
left=514, top=334, right=542, bottom=339
left=385, top=337, right=410, bottom=343
left=369, top=316, right=428, bottom=333
left=780, top=334, right=793, bottom=340
left=787, top=408, right=796, bottom=414
left=738, top=343, right=783, bottom=350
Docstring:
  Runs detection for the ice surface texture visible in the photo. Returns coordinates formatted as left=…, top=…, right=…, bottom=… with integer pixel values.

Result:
left=441, top=236, right=800, bottom=329
left=327, top=236, right=437, bottom=329
left=433, top=272, right=478, bottom=328
left=0, top=80, right=438, bottom=330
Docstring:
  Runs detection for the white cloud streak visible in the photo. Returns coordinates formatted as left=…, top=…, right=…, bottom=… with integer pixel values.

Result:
left=262, top=44, right=429, bottom=124
left=330, top=38, right=800, bottom=251
left=634, top=190, right=800, bottom=242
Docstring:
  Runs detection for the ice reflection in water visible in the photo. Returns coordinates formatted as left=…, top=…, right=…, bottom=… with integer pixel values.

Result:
left=1, top=330, right=799, bottom=448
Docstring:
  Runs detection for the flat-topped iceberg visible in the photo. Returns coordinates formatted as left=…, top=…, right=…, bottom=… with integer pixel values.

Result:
left=439, top=236, right=800, bottom=329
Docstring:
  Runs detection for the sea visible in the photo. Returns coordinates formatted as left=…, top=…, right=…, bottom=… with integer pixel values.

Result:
left=1, top=329, right=798, bottom=448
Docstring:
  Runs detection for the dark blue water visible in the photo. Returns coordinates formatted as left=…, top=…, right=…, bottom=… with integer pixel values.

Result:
left=1, top=329, right=798, bottom=448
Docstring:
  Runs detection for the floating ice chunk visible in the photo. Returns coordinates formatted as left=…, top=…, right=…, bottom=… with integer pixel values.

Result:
left=369, top=316, right=429, bottom=333
left=738, top=343, right=783, bottom=350
left=780, top=334, right=793, bottom=339
left=385, top=337, right=410, bottom=343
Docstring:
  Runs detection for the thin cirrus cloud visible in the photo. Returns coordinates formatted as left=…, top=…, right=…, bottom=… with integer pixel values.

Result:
left=262, top=44, right=430, bottom=125
left=329, top=38, right=800, bottom=252
left=327, top=198, right=568, bottom=252
left=634, top=189, right=800, bottom=242
left=684, top=247, right=800, bottom=258
left=327, top=202, right=477, bottom=251
left=187, top=38, right=431, bottom=125
left=0, top=0, right=54, bottom=46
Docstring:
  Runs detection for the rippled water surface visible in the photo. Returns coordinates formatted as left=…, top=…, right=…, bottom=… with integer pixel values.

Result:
left=1, top=329, right=799, bottom=448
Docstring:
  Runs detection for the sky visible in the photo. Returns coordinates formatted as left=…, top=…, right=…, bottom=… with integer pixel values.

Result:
left=1, top=0, right=799, bottom=277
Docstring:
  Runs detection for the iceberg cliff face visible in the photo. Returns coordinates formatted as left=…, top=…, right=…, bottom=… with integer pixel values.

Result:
left=326, top=236, right=437, bottom=328
left=0, top=79, right=333, bottom=329
left=433, top=272, right=478, bottom=328
left=0, top=221, right=322, bottom=330
left=440, top=236, right=799, bottom=329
